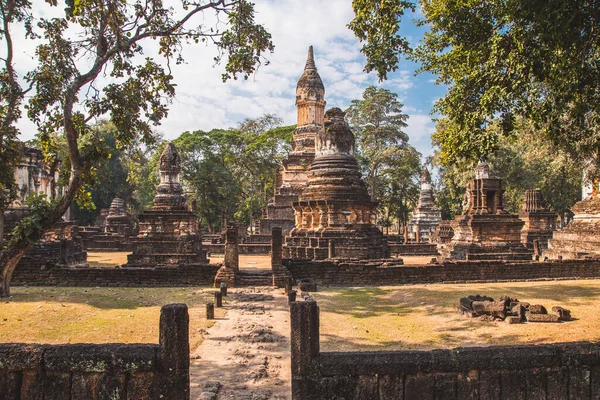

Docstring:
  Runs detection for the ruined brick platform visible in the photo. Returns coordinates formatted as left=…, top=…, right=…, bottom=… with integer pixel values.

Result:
left=441, top=162, right=533, bottom=261
left=545, top=196, right=600, bottom=260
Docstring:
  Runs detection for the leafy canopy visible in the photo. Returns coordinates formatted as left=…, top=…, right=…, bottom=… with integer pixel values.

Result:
left=349, top=1, right=600, bottom=171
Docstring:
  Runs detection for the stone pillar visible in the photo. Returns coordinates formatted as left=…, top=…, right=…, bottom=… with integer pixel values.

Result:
left=290, top=299, right=320, bottom=400
left=415, top=228, right=421, bottom=244
left=224, top=226, right=239, bottom=272
left=272, top=227, right=292, bottom=288
left=158, top=304, right=189, bottom=400
left=59, top=239, right=68, bottom=264
left=328, top=240, right=335, bottom=259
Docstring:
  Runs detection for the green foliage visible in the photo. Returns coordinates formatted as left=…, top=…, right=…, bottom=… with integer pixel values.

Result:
left=346, top=86, right=421, bottom=228
left=348, top=0, right=415, bottom=80
left=433, top=119, right=581, bottom=221
left=66, top=121, right=161, bottom=225
left=8, top=193, right=56, bottom=247
left=172, top=115, right=294, bottom=232
left=349, top=1, right=600, bottom=175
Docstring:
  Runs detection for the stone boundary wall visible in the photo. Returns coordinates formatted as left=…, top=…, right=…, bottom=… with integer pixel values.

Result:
left=284, top=258, right=600, bottom=286
left=12, top=262, right=219, bottom=287
left=203, top=243, right=271, bottom=255
left=388, top=243, right=439, bottom=256
left=0, top=304, right=189, bottom=400
left=291, top=300, right=600, bottom=400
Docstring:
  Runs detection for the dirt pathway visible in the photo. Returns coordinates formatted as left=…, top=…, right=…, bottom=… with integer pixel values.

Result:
left=190, top=286, right=292, bottom=400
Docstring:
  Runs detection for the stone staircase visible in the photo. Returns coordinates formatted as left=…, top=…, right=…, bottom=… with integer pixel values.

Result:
left=236, top=269, right=273, bottom=286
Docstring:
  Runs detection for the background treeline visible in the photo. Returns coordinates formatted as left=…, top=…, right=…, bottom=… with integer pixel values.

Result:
left=44, top=94, right=581, bottom=234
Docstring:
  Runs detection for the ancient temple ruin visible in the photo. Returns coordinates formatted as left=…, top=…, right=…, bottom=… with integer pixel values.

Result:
left=80, top=197, right=137, bottom=251
left=259, top=46, right=326, bottom=236
left=3, top=146, right=86, bottom=268
left=284, top=108, right=388, bottom=260
left=544, top=195, right=600, bottom=260
left=408, top=169, right=442, bottom=241
left=440, top=161, right=533, bottom=261
left=519, top=189, right=557, bottom=252
left=125, top=143, right=206, bottom=267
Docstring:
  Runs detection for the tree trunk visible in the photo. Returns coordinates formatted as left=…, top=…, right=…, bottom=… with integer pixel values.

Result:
left=0, top=210, right=4, bottom=249
left=0, top=242, right=28, bottom=297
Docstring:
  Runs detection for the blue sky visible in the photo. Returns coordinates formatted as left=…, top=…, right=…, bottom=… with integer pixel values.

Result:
left=15, top=0, right=446, bottom=159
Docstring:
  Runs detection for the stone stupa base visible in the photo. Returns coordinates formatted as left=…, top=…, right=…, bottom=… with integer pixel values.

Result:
left=285, top=225, right=388, bottom=260
left=544, top=197, right=600, bottom=260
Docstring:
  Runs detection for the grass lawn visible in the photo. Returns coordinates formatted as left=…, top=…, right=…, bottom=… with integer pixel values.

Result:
left=0, top=286, right=225, bottom=351
left=316, top=279, right=600, bottom=351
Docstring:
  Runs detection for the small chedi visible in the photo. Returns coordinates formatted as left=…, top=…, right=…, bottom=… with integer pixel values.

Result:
left=284, top=108, right=388, bottom=260
left=125, top=142, right=206, bottom=267
left=459, top=294, right=571, bottom=324
left=80, top=197, right=137, bottom=251
left=519, top=189, right=557, bottom=253
left=440, top=161, right=533, bottom=261
left=544, top=189, right=600, bottom=260
left=408, top=168, right=442, bottom=242
left=259, top=46, right=326, bottom=236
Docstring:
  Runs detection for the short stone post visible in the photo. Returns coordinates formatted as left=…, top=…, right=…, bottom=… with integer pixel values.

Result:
left=290, top=299, right=320, bottom=400
left=415, top=228, right=421, bottom=244
left=214, top=291, right=223, bottom=307
left=158, top=304, right=190, bottom=400
left=206, top=303, right=214, bottom=320
left=220, top=282, right=228, bottom=297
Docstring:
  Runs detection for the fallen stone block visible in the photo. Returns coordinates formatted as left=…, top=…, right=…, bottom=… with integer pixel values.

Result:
left=526, top=312, right=559, bottom=322
left=505, top=316, right=521, bottom=324
left=528, top=304, right=547, bottom=314
left=552, top=306, right=571, bottom=321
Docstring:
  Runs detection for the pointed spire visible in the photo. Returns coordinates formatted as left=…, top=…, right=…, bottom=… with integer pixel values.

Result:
left=305, top=45, right=316, bottom=70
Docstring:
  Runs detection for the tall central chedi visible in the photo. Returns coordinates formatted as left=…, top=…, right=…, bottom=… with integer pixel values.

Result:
left=284, top=108, right=388, bottom=260
left=126, top=143, right=206, bottom=267
left=259, top=46, right=326, bottom=235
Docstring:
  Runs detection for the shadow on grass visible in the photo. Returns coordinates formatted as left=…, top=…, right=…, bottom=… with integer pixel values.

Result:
left=6, top=286, right=215, bottom=310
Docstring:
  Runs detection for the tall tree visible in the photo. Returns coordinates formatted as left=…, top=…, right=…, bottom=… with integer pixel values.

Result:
left=349, top=1, right=600, bottom=172
left=378, top=146, right=421, bottom=233
left=0, top=0, right=33, bottom=249
left=346, top=86, right=410, bottom=202
left=0, top=0, right=274, bottom=297
left=173, top=115, right=293, bottom=232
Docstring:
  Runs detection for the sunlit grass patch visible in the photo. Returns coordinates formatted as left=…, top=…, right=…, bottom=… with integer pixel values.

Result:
left=316, top=280, right=600, bottom=351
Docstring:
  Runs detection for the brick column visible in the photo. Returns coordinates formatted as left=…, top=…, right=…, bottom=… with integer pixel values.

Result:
left=272, top=227, right=293, bottom=288
left=214, top=226, right=238, bottom=287
left=158, top=304, right=189, bottom=400
left=224, top=226, right=239, bottom=272
left=290, top=299, right=320, bottom=400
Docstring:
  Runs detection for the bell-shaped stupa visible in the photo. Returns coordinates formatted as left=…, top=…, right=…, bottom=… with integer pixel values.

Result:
left=284, top=108, right=388, bottom=260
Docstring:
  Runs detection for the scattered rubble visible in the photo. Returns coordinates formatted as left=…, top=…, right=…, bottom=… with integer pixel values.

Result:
left=459, top=294, right=572, bottom=323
